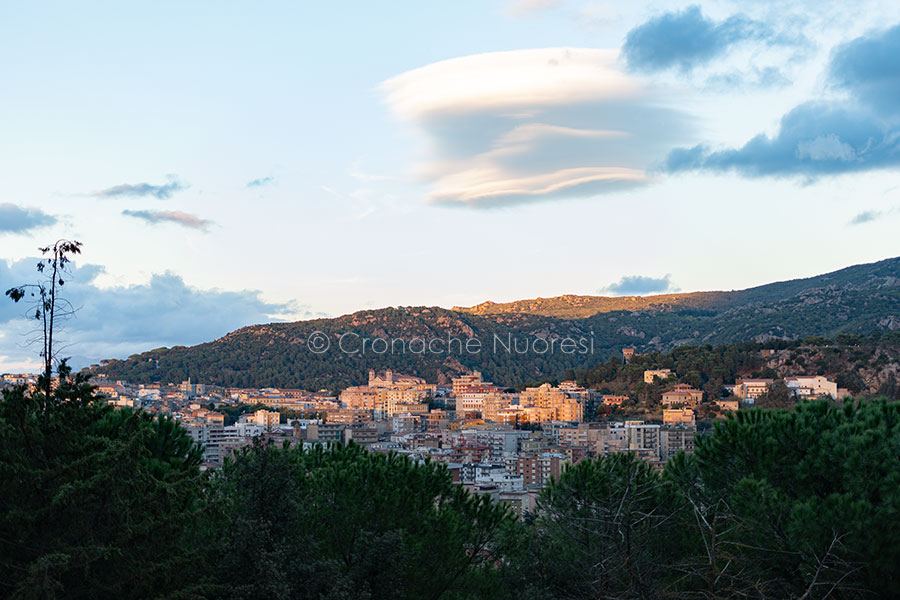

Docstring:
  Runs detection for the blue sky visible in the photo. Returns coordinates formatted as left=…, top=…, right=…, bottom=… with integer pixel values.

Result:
left=2, top=0, right=900, bottom=371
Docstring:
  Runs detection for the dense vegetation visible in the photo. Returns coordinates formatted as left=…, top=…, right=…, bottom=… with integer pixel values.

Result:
left=578, top=335, right=900, bottom=400
left=4, top=375, right=900, bottom=599
left=92, top=258, right=900, bottom=389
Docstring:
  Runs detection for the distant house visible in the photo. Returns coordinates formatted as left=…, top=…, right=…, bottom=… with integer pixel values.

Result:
left=716, top=398, right=740, bottom=412
left=784, top=375, right=838, bottom=399
left=734, top=379, right=774, bottom=403
left=602, top=395, right=628, bottom=407
left=644, top=369, right=674, bottom=384
left=661, top=384, right=703, bottom=407
left=622, top=348, right=635, bottom=363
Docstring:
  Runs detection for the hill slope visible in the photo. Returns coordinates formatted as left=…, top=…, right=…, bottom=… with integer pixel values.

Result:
left=94, top=257, right=900, bottom=389
left=455, top=257, right=900, bottom=318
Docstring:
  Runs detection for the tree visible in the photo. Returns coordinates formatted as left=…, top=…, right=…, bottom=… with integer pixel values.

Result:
left=0, top=363, right=206, bottom=599
left=202, top=441, right=513, bottom=600
left=755, top=379, right=794, bottom=409
left=503, top=453, right=683, bottom=600
left=665, top=400, right=900, bottom=598
left=5, top=239, right=82, bottom=398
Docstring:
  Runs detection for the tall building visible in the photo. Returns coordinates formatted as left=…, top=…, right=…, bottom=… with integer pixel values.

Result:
left=519, top=383, right=584, bottom=423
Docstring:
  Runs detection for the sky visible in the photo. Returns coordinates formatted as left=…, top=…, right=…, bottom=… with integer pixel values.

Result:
left=2, top=0, right=900, bottom=371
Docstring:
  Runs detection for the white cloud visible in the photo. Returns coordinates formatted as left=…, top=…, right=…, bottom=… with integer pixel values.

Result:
left=505, top=0, right=563, bottom=17
left=382, top=48, right=637, bottom=119
left=797, top=134, right=857, bottom=161
left=380, top=48, right=689, bottom=208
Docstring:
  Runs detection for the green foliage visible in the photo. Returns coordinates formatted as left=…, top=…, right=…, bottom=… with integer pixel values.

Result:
left=201, top=441, right=514, bottom=600
left=499, top=453, right=683, bottom=599
left=91, top=257, right=900, bottom=389
left=0, top=365, right=205, bottom=600
left=4, top=372, right=900, bottom=599
left=665, top=399, right=900, bottom=598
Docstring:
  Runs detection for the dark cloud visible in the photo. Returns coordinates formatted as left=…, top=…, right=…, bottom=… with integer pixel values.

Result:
left=246, top=176, right=275, bottom=188
left=0, top=259, right=303, bottom=369
left=122, top=209, right=213, bottom=231
left=829, top=24, right=900, bottom=117
left=0, top=203, right=57, bottom=235
left=665, top=23, right=900, bottom=178
left=665, top=102, right=898, bottom=176
left=602, top=274, right=678, bottom=296
left=623, top=6, right=773, bottom=72
left=92, top=177, right=187, bottom=199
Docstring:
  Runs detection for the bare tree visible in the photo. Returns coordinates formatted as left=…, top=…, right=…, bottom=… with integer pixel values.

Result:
left=5, top=239, right=83, bottom=398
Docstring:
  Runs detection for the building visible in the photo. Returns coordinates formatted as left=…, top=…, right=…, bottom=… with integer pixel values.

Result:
left=325, top=409, right=373, bottom=426
left=452, top=371, right=499, bottom=397
left=644, top=369, right=674, bottom=384
left=515, top=452, right=569, bottom=488
left=341, top=385, right=379, bottom=410
left=661, top=384, right=703, bottom=407
left=519, top=383, right=584, bottom=423
left=716, top=398, right=740, bottom=412
left=601, top=395, right=628, bottom=406
left=457, top=385, right=499, bottom=414
left=784, top=375, right=838, bottom=399
left=481, top=393, right=514, bottom=422
left=663, top=408, right=696, bottom=426
left=622, top=347, right=635, bottom=363
left=304, top=423, right=346, bottom=444
left=250, top=409, right=280, bottom=432
left=660, top=426, right=696, bottom=460
left=734, top=379, right=774, bottom=402
left=368, top=369, right=436, bottom=394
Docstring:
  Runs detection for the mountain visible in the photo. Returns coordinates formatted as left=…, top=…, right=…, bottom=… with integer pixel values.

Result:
left=455, top=257, right=900, bottom=318
left=93, top=257, right=900, bottom=389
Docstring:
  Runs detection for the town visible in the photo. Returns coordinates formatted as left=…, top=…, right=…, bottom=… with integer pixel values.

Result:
left=1, top=347, right=844, bottom=516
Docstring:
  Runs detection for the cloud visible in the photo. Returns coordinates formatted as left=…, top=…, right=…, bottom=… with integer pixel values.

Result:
left=0, top=203, right=57, bottom=235
left=122, top=209, right=213, bottom=231
left=665, top=23, right=900, bottom=178
left=850, top=210, right=883, bottom=224
left=829, top=23, right=900, bottom=117
left=705, top=66, right=791, bottom=90
left=92, top=177, right=187, bottom=199
left=622, top=6, right=774, bottom=72
left=849, top=206, right=899, bottom=225
left=246, top=176, right=275, bottom=188
left=0, top=258, right=306, bottom=370
left=380, top=48, right=690, bottom=208
left=602, top=274, right=679, bottom=296
left=506, top=0, right=562, bottom=17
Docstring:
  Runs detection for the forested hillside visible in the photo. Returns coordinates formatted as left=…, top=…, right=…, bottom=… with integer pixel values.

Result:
left=93, top=257, right=900, bottom=389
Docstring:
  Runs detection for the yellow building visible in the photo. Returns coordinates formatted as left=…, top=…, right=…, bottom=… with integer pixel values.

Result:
left=663, top=408, right=695, bottom=426
left=644, top=369, right=674, bottom=384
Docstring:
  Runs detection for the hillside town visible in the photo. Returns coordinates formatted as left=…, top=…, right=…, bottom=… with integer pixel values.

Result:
left=1, top=348, right=844, bottom=516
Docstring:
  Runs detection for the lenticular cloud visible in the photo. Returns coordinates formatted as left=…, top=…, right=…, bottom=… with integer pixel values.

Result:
left=380, top=48, right=689, bottom=208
